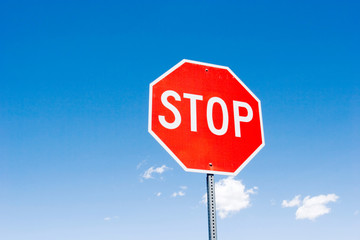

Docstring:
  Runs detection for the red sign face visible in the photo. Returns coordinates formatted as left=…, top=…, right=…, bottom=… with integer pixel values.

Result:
left=148, top=59, right=264, bottom=175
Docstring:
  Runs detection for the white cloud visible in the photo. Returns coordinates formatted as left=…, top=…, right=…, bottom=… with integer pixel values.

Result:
left=142, top=165, right=170, bottom=179
left=296, top=194, right=338, bottom=220
left=136, top=160, right=147, bottom=170
left=282, top=194, right=339, bottom=221
left=104, top=216, right=118, bottom=221
left=171, top=186, right=188, bottom=198
left=172, top=191, right=185, bottom=197
left=282, top=195, right=301, bottom=208
left=156, top=192, right=162, bottom=197
left=202, top=177, right=257, bottom=219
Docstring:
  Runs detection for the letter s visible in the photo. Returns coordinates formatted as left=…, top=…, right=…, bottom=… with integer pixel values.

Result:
left=158, top=90, right=181, bottom=129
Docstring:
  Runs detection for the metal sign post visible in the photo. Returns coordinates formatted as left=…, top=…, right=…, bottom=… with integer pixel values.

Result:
left=207, top=174, right=217, bottom=240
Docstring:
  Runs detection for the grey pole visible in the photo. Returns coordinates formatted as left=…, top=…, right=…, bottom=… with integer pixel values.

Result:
left=207, top=174, right=217, bottom=240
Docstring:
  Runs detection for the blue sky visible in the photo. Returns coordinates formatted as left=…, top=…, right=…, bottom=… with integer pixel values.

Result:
left=0, top=0, right=359, bottom=239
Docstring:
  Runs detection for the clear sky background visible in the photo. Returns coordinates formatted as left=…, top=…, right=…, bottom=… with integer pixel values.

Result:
left=0, top=1, right=359, bottom=239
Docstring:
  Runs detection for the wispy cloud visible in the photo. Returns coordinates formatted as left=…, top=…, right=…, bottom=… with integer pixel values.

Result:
left=282, top=194, right=339, bottom=220
left=202, top=177, right=257, bottom=219
left=104, top=216, right=119, bottom=221
left=142, top=165, right=170, bottom=180
left=282, top=195, right=301, bottom=208
left=172, top=191, right=185, bottom=197
left=172, top=186, right=187, bottom=197
left=136, top=159, right=147, bottom=170
left=156, top=192, right=162, bottom=197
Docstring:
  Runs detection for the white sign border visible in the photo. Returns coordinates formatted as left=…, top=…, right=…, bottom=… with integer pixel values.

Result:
left=148, top=59, right=265, bottom=176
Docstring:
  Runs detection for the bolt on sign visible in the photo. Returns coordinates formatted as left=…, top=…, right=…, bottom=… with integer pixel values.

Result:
left=148, top=59, right=265, bottom=175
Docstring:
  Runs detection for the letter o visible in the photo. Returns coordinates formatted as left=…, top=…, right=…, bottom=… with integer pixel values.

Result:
left=207, top=97, right=229, bottom=136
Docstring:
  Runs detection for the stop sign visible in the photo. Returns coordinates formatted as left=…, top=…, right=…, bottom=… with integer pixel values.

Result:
left=148, top=59, right=264, bottom=175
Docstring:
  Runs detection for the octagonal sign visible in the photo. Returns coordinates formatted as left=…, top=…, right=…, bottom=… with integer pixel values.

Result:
left=148, top=59, right=264, bottom=175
